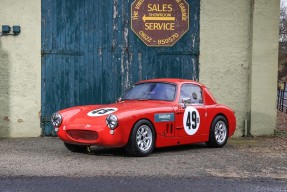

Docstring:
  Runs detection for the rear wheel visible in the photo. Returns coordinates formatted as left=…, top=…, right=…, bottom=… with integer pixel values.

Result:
left=206, top=115, right=228, bottom=148
left=125, top=119, right=155, bottom=157
left=64, top=142, right=88, bottom=153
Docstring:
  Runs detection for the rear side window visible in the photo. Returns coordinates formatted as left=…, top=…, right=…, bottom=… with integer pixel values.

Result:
left=179, top=84, right=203, bottom=104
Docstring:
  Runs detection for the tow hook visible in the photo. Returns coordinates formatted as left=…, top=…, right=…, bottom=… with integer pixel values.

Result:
left=87, top=146, right=92, bottom=153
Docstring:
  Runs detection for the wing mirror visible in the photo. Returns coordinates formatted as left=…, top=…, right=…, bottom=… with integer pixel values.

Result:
left=181, top=98, right=192, bottom=108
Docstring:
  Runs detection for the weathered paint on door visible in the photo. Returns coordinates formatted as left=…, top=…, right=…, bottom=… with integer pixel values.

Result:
left=41, top=0, right=200, bottom=136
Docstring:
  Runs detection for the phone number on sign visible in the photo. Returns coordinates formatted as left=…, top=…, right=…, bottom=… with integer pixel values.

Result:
left=157, top=33, right=179, bottom=45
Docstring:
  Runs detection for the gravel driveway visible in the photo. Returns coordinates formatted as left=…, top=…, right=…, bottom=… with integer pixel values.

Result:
left=0, top=137, right=286, bottom=180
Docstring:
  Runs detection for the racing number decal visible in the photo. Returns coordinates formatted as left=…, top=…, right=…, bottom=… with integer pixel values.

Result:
left=186, top=111, right=197, bottom=129
left=87, top=108, right=118, bottom=117
left=183, top=106, right=200, bottom=135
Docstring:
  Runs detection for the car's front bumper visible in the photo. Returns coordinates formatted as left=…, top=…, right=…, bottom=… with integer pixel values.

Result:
left=57, top=125, right=128, bottom=147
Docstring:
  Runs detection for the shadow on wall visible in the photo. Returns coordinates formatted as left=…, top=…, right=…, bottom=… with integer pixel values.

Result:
left=0, top=39, right=10, bottom=137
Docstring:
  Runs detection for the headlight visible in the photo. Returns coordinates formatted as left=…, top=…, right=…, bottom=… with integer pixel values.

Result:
left=51, top=113, right=62, bottom=127
left=106, top=114, right=118, bottom=130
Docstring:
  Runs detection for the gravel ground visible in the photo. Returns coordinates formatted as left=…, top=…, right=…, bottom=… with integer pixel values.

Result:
left=0, top=137, right=286, bottom=180
left=277, top=110, right=287, bottom=133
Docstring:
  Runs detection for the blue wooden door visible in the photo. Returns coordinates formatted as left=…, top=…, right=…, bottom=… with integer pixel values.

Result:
left=41, top=0, right=200, bottom=136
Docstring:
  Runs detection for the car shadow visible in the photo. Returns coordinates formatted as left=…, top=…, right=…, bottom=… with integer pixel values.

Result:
left=87, top=146, right=127, bottom=157
left=87, top=143, right=208, bottom=157
left=154, top=143, right=208, bottom=155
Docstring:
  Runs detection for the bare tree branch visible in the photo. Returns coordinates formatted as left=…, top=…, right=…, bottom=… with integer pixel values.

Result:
left=280, top=1, right=287, bottom=42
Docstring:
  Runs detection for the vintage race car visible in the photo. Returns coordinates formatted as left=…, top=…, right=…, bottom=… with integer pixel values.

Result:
left=51, top=78, right=236, bottom=156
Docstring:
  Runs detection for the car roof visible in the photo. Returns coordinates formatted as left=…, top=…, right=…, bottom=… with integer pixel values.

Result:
left=137, top=78, right=204, bottom=87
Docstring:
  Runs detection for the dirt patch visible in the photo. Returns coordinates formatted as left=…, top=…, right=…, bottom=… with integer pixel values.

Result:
left=3, top=116, right=9, bottom=121
left=209, top=137, right=287, bottom=180
left=276, top=110, right=287, bottom=135
left=230, top=137, right=287, bottom=156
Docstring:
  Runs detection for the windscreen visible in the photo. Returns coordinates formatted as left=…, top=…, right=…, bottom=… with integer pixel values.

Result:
left=123, top=83, right=176, bottom=101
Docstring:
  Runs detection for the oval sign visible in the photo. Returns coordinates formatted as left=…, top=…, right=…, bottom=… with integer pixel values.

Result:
left=87, top=108, right=118, bottom=117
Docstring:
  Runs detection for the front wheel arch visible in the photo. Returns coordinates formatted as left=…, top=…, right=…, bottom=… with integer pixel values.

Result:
left=128, top=118, right=157, bottom=143
left=125, top=119, right=156, bottom=157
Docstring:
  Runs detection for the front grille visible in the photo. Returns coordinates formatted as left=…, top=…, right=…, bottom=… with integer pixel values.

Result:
left=66, top=130, right=98, bottom=141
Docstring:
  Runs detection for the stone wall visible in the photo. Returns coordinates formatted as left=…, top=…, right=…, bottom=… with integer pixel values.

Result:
left=200, top=0, right=279, bottom=136
left=0, top=0, right=41, bottom=137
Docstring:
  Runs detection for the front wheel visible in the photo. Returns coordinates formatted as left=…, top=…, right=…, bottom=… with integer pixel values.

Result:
left=64, top=142, right=88, bottom=153
left=206, top=115, right=228, bottom=148
left=125, top=120, right=155, bottom=157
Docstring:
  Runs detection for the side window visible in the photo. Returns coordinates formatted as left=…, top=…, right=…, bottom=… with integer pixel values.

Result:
left=179, top=84, right=203, bottom=104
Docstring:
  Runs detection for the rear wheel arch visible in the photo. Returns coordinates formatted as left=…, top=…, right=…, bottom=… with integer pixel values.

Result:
left=213, top=113, right=229, bottom=129
left=206, top=114, right=229, bottom=148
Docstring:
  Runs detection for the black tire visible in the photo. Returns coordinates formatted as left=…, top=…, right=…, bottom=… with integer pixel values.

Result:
left=125, top=119, right=155, bottom=157
left=206, top=115, right=228, bottom=148
left=64, top=142, right=88, bottom=153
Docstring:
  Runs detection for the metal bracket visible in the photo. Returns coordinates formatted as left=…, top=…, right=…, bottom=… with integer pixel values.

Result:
left=41, top=49, right=84, bottom=57
left=157, top=51, right=199, bottom=56
left=40, top=115, right=51, bottom=128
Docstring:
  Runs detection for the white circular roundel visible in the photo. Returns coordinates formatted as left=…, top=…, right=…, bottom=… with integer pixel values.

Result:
left=87, top=108, right=118, bottom=117
left=183, top=106, right=200, bottom=135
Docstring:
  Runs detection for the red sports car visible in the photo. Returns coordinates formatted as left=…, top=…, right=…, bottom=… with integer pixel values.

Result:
left=51, top=78, right=236, bottom=156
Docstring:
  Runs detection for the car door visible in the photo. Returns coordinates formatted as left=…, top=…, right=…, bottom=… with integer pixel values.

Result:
left=175, top=83, right=206, bottom=138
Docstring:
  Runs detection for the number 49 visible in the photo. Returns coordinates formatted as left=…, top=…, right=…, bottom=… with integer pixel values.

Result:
left=186, top=111, right=197, bottom=130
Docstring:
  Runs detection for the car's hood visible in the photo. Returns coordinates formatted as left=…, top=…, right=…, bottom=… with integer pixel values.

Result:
left=58, top=100, right=174, bottom=125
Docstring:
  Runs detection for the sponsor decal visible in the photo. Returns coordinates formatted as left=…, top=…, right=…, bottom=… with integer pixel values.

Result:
left=87, top=108, right=118, bottom=117
left=154, top=113, right=175, bottom=122
left=183, top=106, right=200, bottom=135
